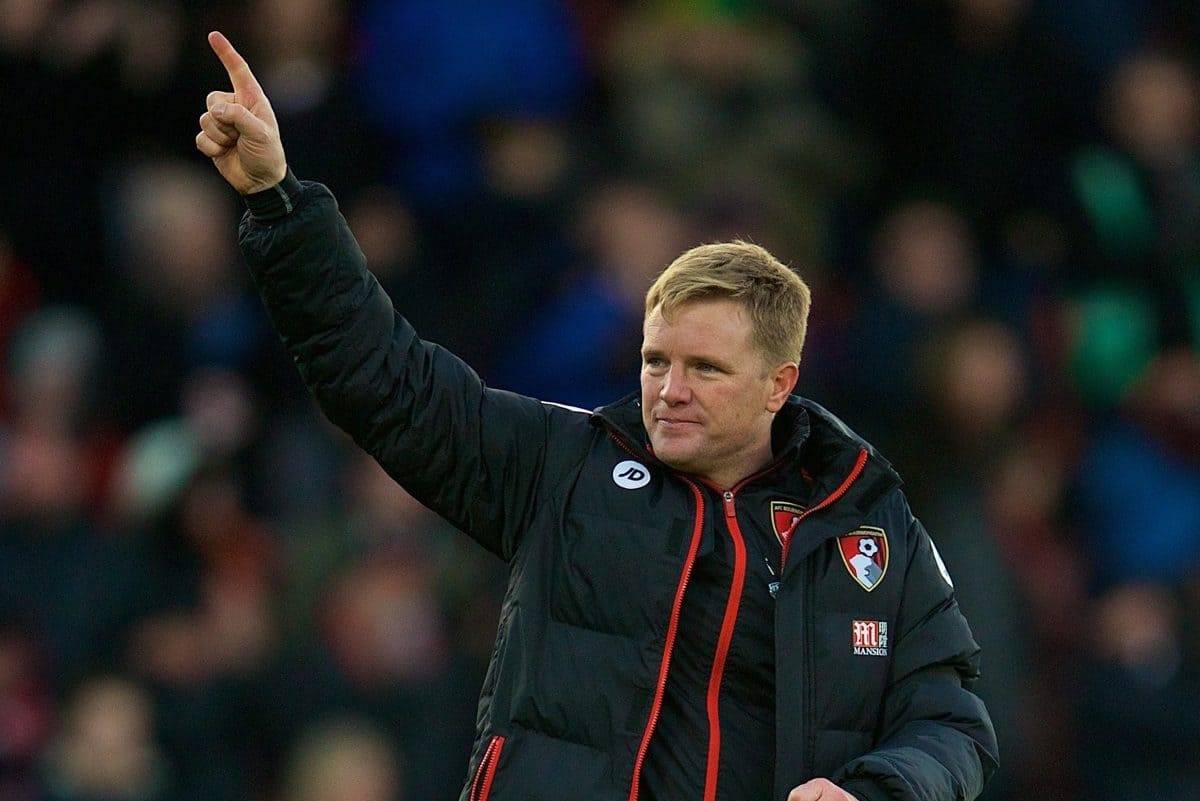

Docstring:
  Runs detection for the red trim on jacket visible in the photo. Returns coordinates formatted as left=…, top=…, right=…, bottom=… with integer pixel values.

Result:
left=703, top=489, right=748, bottom=801
left=627, top=479, right=707, bottom=801
left=697, top=447, right=869, bottom=800
left=781, top=448, right=869, bottom=570
left=611, top=427, right=871, bottom=801
left=471, top=734, right=505, bottom=801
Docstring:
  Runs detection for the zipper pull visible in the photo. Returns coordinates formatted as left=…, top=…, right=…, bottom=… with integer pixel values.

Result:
left=722, top=490, right=736, bottom=518
left=764, top=557, right=780, bottom=600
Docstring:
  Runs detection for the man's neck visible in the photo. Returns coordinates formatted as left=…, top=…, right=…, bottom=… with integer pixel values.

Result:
left=701, top=438, right=776, bottom=491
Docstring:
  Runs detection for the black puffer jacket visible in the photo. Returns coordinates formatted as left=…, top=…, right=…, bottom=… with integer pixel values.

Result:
left=239, top=174, right=998, bottom=801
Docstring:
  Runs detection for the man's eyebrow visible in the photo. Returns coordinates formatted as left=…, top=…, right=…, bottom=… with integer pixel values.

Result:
left=688, top=354, right=733, bottom=369
left=640, top=349, right=733, bottom=369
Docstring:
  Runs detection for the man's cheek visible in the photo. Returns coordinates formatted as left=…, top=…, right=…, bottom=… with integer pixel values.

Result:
left=641, top=381, right=660, bottom=406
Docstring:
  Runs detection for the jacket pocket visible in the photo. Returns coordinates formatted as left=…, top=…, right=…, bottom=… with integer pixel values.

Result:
left=471, top=734, right=506, bottom=801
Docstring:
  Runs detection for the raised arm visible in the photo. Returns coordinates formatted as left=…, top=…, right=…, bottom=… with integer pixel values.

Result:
left=195, top=32, right=591, bottom=559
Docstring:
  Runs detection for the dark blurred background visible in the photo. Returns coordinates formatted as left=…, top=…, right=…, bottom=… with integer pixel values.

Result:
left=1, top=1, right=1199, bottom=800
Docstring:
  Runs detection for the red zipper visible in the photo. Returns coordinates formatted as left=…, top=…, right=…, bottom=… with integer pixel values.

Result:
left=700, top=487, right=748, bottom=801
left=628, top=478, right=706, bottom=801
left=688, top=462, right=785, bottom=801
left=692, top=458, right=791, bottom=801
left=470, top=734, right=505, bottom=801
left=697, top=448, right=867, bottom=800
left=608, top=431, right=867, bottom=801
left=780, top=447, right=868, bottom=570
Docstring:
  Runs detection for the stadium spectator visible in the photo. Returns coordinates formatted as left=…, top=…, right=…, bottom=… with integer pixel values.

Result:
left=0, top=627, right=52, bottom=801
left=842, top=198, right=980, bottom=440
left=282, top=719, right=401, bottom=801
left=104, top=159, right=271, bottom=430
left=40, top=676, right=170, bottom=801
left=493, top=180, right=691, bottom=408
left=352, top=0, right=584, bottom=202
left=1076, top=582, right=1200, bottom=801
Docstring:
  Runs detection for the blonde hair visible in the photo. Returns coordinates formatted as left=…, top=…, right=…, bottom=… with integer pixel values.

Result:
left=644, top=241, right=811, bottom=366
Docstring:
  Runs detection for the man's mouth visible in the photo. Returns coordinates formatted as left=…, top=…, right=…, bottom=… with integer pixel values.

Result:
left=655, top=417, right=701, bottom=430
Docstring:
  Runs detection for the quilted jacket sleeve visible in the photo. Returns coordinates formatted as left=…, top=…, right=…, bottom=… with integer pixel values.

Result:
left=830, top=512, right=999, bottom=801
left=238, top=176, right=590, bottom=561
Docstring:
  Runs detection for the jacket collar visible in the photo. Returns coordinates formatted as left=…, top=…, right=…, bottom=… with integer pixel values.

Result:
left=592, top=392, right=901, bottom=514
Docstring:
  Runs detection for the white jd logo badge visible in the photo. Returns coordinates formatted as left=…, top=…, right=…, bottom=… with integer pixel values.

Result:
left=612, top=460, right=650, bottom=489
left=838, top=526, right=889, bottom=591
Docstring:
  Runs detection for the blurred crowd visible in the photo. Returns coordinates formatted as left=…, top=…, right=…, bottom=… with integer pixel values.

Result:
left=1, top=1, right=1199, bottom=800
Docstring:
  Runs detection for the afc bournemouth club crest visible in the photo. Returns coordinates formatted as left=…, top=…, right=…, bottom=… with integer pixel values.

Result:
left=770, top=501, right=807, bottom=546
left=838, top=527, right=889, bottom=592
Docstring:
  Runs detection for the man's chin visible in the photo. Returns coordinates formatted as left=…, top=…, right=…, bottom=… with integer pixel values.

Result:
left=649, top=439, right=701, bottom=474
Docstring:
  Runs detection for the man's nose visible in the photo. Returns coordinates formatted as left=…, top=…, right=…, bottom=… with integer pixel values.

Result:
left=660, top=365, right=691, bottom=405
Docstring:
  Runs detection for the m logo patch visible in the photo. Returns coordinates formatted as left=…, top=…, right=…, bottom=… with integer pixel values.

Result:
left=770, top=500, right=806, bottom=546
left=838, top=527, right=889, bottom=592
left=852, top=619, right=889, bottom=656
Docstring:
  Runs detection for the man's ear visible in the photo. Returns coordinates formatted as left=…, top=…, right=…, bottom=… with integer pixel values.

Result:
left=765, top=362, right=799, bottom=413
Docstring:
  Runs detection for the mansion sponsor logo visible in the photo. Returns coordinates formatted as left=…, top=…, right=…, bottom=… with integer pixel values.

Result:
left=852, top=619, right=889, bottom=656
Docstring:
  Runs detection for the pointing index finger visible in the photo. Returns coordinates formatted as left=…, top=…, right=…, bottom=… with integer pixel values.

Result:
left=208, top=31, right=262, bottom=96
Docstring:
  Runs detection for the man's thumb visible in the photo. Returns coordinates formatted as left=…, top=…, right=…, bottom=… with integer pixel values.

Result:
left=788, top=779, right=830, bottom=801
left=213, top=102, right=265, bottom=137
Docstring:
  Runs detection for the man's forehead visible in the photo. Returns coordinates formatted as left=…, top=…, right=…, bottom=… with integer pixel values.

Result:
left=642, top=298, right=751, bottom=349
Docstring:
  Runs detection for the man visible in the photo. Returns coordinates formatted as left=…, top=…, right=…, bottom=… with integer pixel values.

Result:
left=196, top=32, right=997, bottom=801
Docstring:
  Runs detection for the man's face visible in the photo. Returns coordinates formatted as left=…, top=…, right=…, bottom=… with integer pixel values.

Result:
left=640, top=298, right=793, bottom=483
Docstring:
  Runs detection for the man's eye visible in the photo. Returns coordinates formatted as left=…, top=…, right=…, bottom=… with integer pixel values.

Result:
left=697, top=363, right=717, bottom=373
left=645, top=357, right=665, bottom=368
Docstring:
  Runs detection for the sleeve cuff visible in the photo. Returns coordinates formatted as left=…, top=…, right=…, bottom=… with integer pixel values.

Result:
left=243, top=168, right=302, bottom=221
left=838, top=778, right=891, bottom=801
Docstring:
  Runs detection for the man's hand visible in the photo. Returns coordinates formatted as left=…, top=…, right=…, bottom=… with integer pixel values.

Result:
left=196, top=31, right=287, bottom=195
left=787, top=778, right=860, bottom=801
